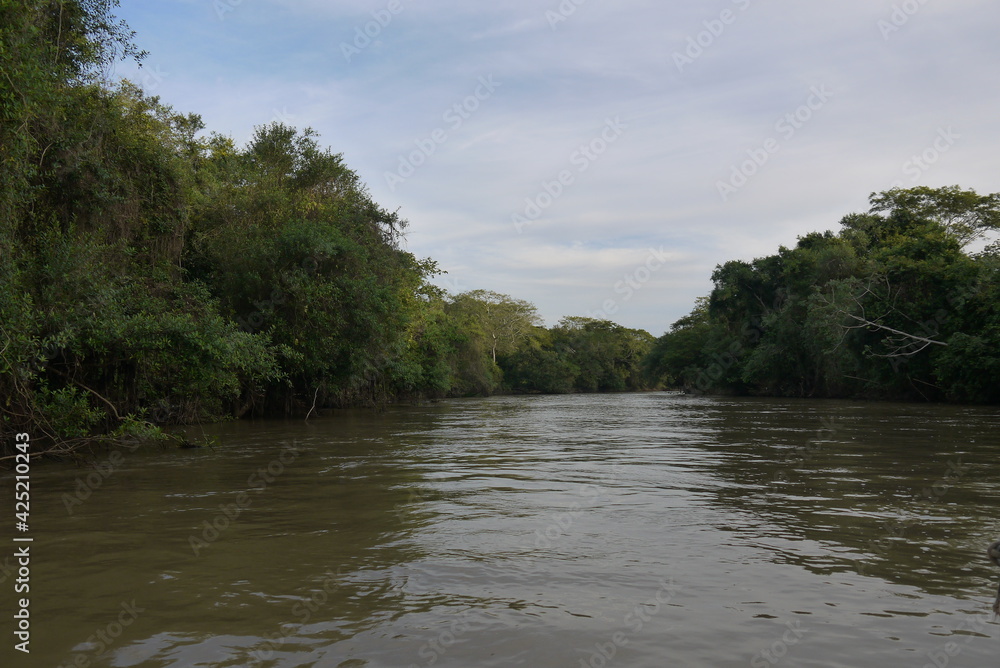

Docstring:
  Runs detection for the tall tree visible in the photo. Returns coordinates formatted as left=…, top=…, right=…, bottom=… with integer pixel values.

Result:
left=450, top=290, right=541, bottom=363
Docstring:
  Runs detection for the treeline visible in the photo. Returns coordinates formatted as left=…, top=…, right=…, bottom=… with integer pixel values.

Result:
left=4, top=2, right=997, bottom=457
left=0, top=1, right=654, bottom=455
left=645, top=186, right=1000, bottom=403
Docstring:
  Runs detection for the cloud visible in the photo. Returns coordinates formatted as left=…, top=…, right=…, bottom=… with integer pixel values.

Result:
left=113, top=0, right=1000, bottom=335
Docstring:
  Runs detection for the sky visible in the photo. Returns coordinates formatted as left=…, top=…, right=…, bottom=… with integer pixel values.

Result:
left=111, top=0, right=1000, bottom=336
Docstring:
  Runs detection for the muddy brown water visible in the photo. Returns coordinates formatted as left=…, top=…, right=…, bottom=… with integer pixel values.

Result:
left=3, top=393, right=999, bottom=667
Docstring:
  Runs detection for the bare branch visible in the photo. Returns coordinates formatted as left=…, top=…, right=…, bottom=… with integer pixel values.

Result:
left=839, top=310, right=947, bottom=355
left=815, top=275, right=949, bottom=358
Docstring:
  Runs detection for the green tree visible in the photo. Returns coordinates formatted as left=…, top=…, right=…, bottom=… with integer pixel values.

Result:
left=186, top=123, right=428, bottom=412
left=868, top=185, right=1000, bottom=248
left=644, top=186, right=1000, bottom=402
left=551, top=317, right=653, bottom=392
left=449, top=290, right=541, bottom=364
left=499, top=327, right=578, bottom=394
left=502, top=317, right=654, bottom=394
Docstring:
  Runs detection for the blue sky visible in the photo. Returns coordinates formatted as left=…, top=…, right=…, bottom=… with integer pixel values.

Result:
left=112, top=0, right=1000, bottom=335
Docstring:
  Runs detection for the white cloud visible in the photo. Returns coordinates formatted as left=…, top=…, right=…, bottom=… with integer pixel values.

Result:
left=114, top=0, right=1000, bottom=335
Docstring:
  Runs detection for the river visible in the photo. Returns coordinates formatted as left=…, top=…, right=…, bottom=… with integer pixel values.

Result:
left=6, top=393, right=1000, bottom=667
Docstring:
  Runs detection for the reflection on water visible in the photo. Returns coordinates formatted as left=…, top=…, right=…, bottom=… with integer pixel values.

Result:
left=7, top=394, right=1000, bottom=667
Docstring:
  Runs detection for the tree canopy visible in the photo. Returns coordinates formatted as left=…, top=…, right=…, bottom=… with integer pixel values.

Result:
left=646, top=186, right=1000, bottom=403
left=0, top=1, right=659, bottom=457
left=3, top=3, right=996, bottom=459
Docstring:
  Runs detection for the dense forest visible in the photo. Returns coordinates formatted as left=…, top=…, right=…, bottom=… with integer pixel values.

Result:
left=2, top=2, right=997, bottom=459
left=645, top=186, right=1000, bottom=403
left=0, top=1, right=654, bottom=456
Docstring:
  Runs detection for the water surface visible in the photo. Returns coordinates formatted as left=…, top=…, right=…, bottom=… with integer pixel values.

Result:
left=5, top=394, right=1000, bottom=667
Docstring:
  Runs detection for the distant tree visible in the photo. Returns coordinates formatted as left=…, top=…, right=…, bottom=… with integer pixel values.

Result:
left=501, top=317, right=654, bottom=394
left=450, top=290, right=541, bottom=364
left=499, top=327, right=578, bottom=394
left=552, top=317, right=653, bottom=392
